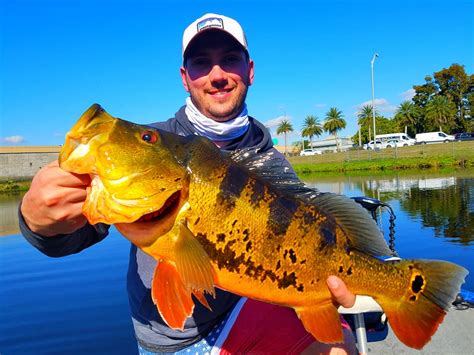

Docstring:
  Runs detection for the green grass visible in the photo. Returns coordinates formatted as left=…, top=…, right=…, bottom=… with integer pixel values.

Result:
left=288, top=141, right=474, bottom=174
left=0, top=180, right=31, bottom=193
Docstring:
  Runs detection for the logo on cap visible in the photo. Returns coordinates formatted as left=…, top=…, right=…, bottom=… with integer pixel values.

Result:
left=196, top=17, right=224, bottom=32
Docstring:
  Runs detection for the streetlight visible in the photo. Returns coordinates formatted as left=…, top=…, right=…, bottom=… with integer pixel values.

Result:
left=371, top=53, right=379, bottom=149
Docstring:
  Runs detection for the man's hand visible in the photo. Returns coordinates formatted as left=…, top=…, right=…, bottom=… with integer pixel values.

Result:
left=326, top=275, right=356, bottom=308
left=21, top=160, right=90, bottom=237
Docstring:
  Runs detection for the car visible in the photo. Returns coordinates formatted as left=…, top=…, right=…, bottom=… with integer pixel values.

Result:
left=384, top=139, right=409, bottom=148
left=415, top=131, right=456, bottom=144
left=454, top=132, right=474, bottom=141
left=363, top=140, right=383, bottom=150
left=300, top=149, right=322, bottom=156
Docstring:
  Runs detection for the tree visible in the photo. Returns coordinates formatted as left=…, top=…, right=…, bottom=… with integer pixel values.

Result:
left=425, top=95, right=457, bottom=132
left=413, top=76, right=437, bottom=108
left=412, top=64, right=473, bottom=132
left=394, top=101, right=420, bottom=136
left=433, top=64, right=473, bottom=130
left=301, top=115, right=323, bottom=151
left=323, top=107, right=346, bottom=151
left=276, top=120, right=294, bottom=156
left=357, top=105, right=378, bottom=142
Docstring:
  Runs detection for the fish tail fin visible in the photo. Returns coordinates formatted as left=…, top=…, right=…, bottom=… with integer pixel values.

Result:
left=377, top=259, right=468, bottom=349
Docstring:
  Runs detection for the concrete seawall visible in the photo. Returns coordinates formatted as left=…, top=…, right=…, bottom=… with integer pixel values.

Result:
left=0, top=146, right=60, bottom=180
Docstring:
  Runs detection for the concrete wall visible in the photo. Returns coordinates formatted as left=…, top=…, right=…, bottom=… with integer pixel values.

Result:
left=0, top=152, right=59, bottom=180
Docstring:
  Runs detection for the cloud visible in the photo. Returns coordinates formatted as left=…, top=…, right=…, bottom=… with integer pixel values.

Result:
left=400, top=88, right=416, bottom=101
left=263, top=115, right=288, bottom=129
left=314, top=103, right=327, bottom=109
left=354, top=98, right=397, bottom=114
left=2, top=135, right=25, bottom=144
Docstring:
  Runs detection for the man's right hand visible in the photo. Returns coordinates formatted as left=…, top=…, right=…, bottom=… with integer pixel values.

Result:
left=21, top=160, right=91, bottom=237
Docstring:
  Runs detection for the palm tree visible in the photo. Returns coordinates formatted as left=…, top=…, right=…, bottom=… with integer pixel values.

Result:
left=425, top=95, right=457, bottom=132
left=394, top=101, right=419, bottom=135
left=276, top=120, right=294, bottom=156
left=301, top=115, right=323, bottom=150
left=323, top=107, right=346, bottom=152
left=357, top=105, right=377, bottom=142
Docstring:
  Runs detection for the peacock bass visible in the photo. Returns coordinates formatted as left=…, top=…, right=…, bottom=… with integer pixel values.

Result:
left=59, top=104, right=468, bottom=349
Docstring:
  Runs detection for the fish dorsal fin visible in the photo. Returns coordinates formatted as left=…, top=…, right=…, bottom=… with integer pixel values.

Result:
left=229, top=148, right=392, bottom=257
left=309, top=193, right=393, bottom=256
left=228, top=148, right=321, bottom=198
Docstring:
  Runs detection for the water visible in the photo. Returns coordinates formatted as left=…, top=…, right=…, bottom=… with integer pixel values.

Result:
left=1, top=171, right=473, bottom=354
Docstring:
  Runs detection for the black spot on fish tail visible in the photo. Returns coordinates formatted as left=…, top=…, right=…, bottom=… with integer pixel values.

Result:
left=194, top=217, right=200, bottom=226
left=217, top=233, right=226, bottom=243
left=347, top=266, right=353, bottom=275
left=297, top=284, right=304, bottom=292
left=412, top=275, right=424, bottom=293
left=267, top=196, right=299, bottom=236
left=276, top=260, right=281, bottom=270
left=338, top=266, right=343, bottom=273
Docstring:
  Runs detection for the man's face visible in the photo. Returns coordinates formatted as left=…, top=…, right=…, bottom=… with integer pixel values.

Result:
left=180, top=31, right=254, bottom=122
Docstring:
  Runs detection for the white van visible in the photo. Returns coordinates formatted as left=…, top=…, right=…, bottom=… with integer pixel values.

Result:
left=375, top=133, right=416, bottom=146
left=415, top=131, right=456, bottom=144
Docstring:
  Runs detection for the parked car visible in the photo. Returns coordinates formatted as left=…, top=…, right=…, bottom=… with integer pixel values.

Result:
left=383, top=139, right=408, bottom=148
left=454, top=132, right=474, bottom=141
left=363, top=140, right=383, bottom=150
left=300, top=149, right=323, bottom=156
left=376, top=133, right=416, bottom=146
left=415, top=131, right=456, bottom=144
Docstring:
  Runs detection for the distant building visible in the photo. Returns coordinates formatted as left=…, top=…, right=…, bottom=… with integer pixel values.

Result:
left=309, top=136, right=354, bottom=152
left=273, top=145, right=299, bottom=155
left=0, top=146, right=60, bottom=180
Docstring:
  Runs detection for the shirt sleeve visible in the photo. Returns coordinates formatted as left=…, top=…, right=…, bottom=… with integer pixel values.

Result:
left=18, top=203, right=109, bottom=257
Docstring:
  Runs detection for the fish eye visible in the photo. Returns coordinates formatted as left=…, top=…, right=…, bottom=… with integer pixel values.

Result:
left=141, top=131, right=157, bottom=144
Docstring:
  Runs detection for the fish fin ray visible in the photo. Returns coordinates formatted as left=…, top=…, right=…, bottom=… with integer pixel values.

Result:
left=295, top=303, right=344, bottom=344
left=151, top=260, right=194, bottom=330
left=311, top=193, right=393, bottom=256
left=228, top=148, right=319, bottom=196
left=175, top=220, right=216, bottom=297
left=379, top=259, right=468, bottom=349
left=192, top=290, right=213, bottom=311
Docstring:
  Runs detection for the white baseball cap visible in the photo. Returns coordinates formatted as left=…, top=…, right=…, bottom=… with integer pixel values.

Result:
left=182, top=13, right=248, bottom=59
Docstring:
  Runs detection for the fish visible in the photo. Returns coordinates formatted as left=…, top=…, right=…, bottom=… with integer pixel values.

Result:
left=59, top=104, right=468, bottom=349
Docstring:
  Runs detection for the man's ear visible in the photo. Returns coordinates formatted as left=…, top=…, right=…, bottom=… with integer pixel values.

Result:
left=180, top=67, right=190, bottom=92
left=248, top=59, right=255, bottom=86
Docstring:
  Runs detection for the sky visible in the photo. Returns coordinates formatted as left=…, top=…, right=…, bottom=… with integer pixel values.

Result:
left=1, top=0, right=472, bottom=146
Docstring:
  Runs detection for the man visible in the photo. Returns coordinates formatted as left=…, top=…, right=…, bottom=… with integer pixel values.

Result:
left=20, top=13, right=356, bottom=354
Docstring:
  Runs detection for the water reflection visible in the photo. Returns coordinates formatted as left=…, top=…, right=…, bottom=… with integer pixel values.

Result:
left=0, top=192, right=23, bottom=236
left=302, top=170, right=474, bottom=246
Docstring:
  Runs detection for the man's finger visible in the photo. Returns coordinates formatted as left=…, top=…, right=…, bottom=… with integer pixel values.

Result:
left=326, top=275, right=356, bottom=308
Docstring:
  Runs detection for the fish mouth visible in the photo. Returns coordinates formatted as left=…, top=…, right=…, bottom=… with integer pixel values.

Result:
left=115, top=189, right=187, bottom=248
left=135, top=190, right=181, bottom=223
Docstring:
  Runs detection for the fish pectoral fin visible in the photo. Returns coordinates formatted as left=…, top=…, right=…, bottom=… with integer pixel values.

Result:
left=175, top=220, right=216, bottom=297
left=151, top=260, right=194, bottom=331
left=295, top=302, right=344, bottom=344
